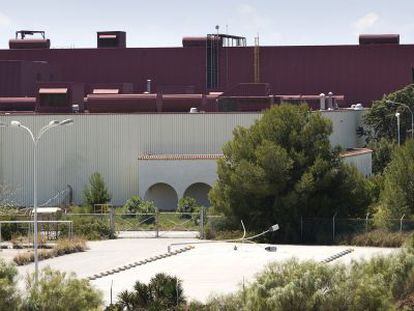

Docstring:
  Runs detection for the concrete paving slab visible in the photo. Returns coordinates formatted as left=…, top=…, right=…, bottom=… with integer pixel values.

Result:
left=0, top=239, right=399, bottom=306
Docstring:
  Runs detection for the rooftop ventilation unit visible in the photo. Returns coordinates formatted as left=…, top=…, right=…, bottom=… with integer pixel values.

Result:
left=9, top=30, right=50, bottom=49
left=97, top=31, right=126, bottom=48
left=359, top=34, right=400, bottom=45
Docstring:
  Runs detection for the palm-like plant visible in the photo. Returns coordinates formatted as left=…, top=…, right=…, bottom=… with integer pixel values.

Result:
left=107, top=273, right=185, bottom=310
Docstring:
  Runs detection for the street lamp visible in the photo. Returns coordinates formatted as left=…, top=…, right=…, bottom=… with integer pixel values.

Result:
left=395, top=112, right=401, bottom=146
left=7, top=118, right=73, bottom=285
left=387, top=100, right=414, bottom=139
left=167, top=221, right=280, bottom=253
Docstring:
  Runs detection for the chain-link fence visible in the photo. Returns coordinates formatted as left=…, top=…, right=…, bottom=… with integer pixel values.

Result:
left=2, top=209, right=413, bottom=244
left=299, top=217, right=414, bottom=244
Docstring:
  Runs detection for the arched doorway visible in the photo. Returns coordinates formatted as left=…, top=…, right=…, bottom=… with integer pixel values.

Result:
left=183, top=182, right=212, bottom=207
left=144, top=183, right=178, bottom=211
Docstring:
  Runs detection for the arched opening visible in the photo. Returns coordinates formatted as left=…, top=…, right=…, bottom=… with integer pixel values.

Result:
left=183, top=182, right=212, bottom=207
left=144, top=183, right=178, bottom=211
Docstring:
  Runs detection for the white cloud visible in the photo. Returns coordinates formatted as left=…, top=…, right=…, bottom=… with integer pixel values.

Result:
left=0, top=12, right=11, bottom=27
left=236, top=3, right=271, bottom=31
left=353, top=12, right=379, bottom=33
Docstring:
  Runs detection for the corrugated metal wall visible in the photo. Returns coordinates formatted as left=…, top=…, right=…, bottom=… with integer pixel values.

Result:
left=0, top=111, right=364, bottom=206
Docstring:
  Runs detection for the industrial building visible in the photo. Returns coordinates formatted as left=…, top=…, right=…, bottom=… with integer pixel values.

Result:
left=0, top=110, right=370, bottom=208
left=0, top=30, right=413, bottom=112
left=1, top=29, right=404, bottom=208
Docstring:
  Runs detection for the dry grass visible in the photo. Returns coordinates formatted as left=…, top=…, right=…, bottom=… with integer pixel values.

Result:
left=13, top=249, right=54, bottom=265
left=338, top=229, right=413, bottom=247
left=13, top=237, right=87, bottom=266
left=11, top=234, right=48, bottom=249
left=54, top=237, right=87, bottom=256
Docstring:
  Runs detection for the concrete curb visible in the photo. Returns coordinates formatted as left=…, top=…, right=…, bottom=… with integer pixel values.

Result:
left=88, top=245, right=194, bottom=281
left=321, top=248, right=354, bottom=263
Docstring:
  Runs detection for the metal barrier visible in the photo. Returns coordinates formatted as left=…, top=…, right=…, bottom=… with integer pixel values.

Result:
left=0, top=220, right=73, bottom=249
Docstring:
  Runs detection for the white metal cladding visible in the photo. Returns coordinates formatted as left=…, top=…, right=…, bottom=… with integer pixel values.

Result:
left=0, top=110, right=365, bottom=206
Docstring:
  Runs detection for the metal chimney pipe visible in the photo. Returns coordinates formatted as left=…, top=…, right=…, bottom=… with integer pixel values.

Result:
left=319, top=93, right=326, bottom=110
left=327, top=91, right=333, bottom=110
left=146, top=79, right=151, bottom=93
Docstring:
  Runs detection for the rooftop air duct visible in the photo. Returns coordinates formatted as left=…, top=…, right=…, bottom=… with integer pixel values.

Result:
left=359, top=34, right=400, bottom=45
left=9, top=30, right=50, bottom=49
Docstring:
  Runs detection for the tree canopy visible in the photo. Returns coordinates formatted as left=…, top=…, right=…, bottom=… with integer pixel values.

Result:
left=377, top=140, right=414, bottom=221
left=364, top=84, right=414, bottom=143
left=209, top=104, right=371, bottom=235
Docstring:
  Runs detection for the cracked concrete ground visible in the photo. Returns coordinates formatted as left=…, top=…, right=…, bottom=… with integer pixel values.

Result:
left=0, top=238, right=399, bottom=305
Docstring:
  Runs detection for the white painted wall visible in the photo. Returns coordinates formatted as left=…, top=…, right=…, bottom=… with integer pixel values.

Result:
left=138, top=159, right=217, bottom=201
left=0, top=110, right=366, bottom=206
left=342, top=152, right=373, bottom=177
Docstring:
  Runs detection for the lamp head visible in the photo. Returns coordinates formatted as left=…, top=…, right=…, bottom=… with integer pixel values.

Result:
left=10, top=120, right=21, bottom=127
left=269, top=224, right=279, bottom=232
left=59, top=119, right=74, bottom=126
left=395, top=112, right=401, bottom=118
left=48, top=120, right=60, bottom=126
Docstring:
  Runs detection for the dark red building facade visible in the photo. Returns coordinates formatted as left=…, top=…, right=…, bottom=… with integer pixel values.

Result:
left=0, top=32, right=413, bottom=112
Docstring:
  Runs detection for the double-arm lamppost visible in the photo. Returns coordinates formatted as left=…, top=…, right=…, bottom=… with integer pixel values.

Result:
left=0, top=119, right=73, bottom=285
left=387, top=100, right=414, bottom=140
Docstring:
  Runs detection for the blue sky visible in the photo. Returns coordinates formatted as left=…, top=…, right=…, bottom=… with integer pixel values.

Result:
left=0, top=0, right=413, bottom=48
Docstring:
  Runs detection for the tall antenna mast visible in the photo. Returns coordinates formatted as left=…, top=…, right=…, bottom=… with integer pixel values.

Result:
left=254, top=34, right=260, bottom=83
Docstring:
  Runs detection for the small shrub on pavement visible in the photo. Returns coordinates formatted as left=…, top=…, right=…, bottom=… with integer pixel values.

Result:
left=13, top=237, right=87, bottom=265
left=106, top=273, right=185, bottom=310
left=24, top=267, right=103, bottom=311
left=0, top=258, right=21, bottom=310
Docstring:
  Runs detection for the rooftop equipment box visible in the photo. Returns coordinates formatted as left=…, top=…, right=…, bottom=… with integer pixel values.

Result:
left=97, top=31, right=126, bottom=48
left=35, top=82, right=85, bottom=113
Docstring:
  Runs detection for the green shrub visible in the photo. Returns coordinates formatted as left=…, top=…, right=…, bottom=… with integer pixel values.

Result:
left=0, top=212, right=27, bottom=241
left=135, top=200, right=157, bottom=224
left=176, top=196, right=200, bottom=219
left=24, top=267, right=103, bottom=311
left=0, top=258, right=21, bottom=310
left=69, top=216, right=113, bottom=240
left=205, top=253, right=414, bottom=311
left=338, top=229, right=412, bottom=247
left=123, top=195, right=142, bottom=214
left=406, top=233, right=414, bottom=251
left=83, top=172, right=111, bottom=207
left=107, top=273, right=185, bottom=310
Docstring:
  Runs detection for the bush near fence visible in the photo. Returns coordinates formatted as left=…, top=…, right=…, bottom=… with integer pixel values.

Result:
left=61, top=215, right=113, bottom=240
left=204, top=215, right=414, bottom=246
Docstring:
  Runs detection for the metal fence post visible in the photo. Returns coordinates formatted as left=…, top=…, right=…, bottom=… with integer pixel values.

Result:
left=365, top=212, right=370, bottom=232
left=200, top=206, right=205, bottom=240
left=332, top=213, right=337, bottom=242
left=155, top=208, right=160, bottom=238
left=69, top=222, right=73, bottom=239
left=400, top=214, right=405, bottom=232
left=109, top=207, right=115, bottom=238
left=300, top=216, right=303, bottom=242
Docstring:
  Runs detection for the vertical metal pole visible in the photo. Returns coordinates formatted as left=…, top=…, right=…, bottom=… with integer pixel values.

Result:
left=200, top=207, right=205, bottom=240
left=400, top=214, right=405, bottom=232
left=365, top=212, right=370, bottom=232
left=411, top=111, right=414, bottom=139
left=109, top=207, right=115, bottom=238
left=397, top=114, right=401, bottom=145
left=33, top=140, right=39, bottom=286
left=332, top=213, right=337, bottom=242
left=155, top=208, right=159, bottom=238
left=300, top=216, right=303, bottom=242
